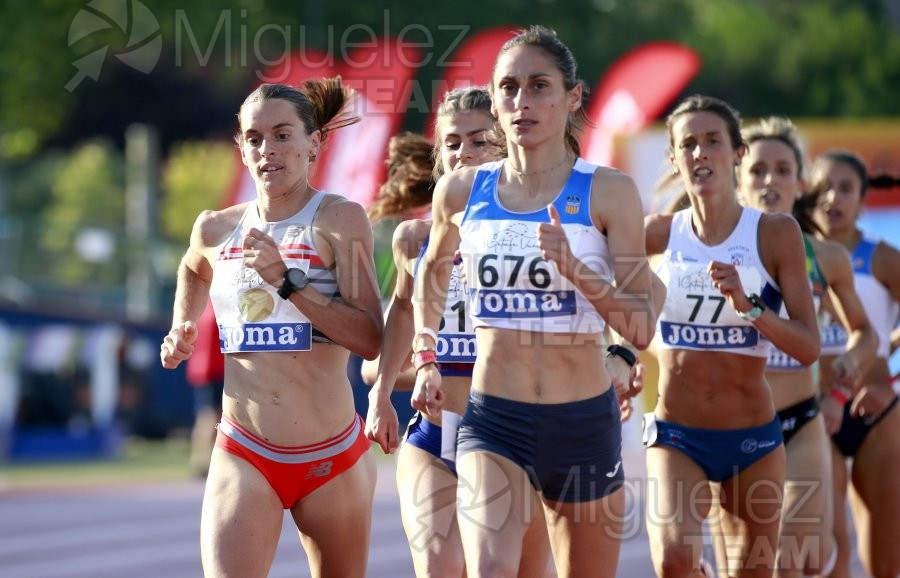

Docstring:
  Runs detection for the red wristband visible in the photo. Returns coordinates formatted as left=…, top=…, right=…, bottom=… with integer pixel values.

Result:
left=411, top=349, right=438, bottom=372
left=828, top=386, right=850, bottom=406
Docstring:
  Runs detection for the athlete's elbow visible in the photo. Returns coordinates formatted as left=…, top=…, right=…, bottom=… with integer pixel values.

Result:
left=630, top=332, right=654, bottom=352
left=605, top=308, right=657, bottom=351
left=795, top=340, right=821, bottom=367
left=361, top=329, right=384, bottom=361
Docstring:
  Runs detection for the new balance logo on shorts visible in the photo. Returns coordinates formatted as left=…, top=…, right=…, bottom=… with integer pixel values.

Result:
left=305, top=461, right=333, bottom=479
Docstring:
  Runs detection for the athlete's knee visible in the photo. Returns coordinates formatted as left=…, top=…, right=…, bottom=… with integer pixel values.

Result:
left=656, top=546, right=699, bottom=578
left=425, top=560, right=467, bottom=578
left=470, top=557, right=520, bottom=578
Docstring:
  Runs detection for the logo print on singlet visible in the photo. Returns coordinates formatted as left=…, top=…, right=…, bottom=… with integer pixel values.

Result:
left=565, top=195, right=581, bottom=215
left=486, top=223, right=538, bottom=252
left=238, top=288, right=275, bottom=322
left=219, top=322, right=310, bottom=351
left=728, top=244, right=751, bottom=267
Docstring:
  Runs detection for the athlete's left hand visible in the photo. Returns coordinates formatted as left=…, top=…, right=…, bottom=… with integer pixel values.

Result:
left=831, top=354, right=862, bottom=392
left=850, top=383, right=896, bottom=420
left=820, top=393, right=844, bottom=435
left=708, top=260, right=753, bottom=313
left=243, top=228, right=286, bottom=285
left=538, top=204, right=576, bottom=279
left=619, top=395, right=634, bottom=422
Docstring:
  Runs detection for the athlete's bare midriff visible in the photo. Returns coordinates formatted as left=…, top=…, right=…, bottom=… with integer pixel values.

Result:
left=222, top=344, right=356, bottom=446
left=656, top=348, right=775, bottom=429
left=470, top=326, right=610, bottom=404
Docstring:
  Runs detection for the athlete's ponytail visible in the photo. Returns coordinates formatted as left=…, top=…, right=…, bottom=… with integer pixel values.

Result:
left=235, top=77, right=360, bottom=152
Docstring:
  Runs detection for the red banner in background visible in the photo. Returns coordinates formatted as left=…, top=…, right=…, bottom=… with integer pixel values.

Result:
left=422, top=26, right=517, bottom=140
left=798, top=120, right=900, bottom=208
left=227, top=40, right=421, bottom=208
left=582, top=42, right=700, bottom=168
left=316, top=37, right=421, bottom=208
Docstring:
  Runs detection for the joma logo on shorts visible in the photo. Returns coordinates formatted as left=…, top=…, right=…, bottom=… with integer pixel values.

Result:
left=219, top=323, right=312, bottom=352
left=661, top=322, right=758, bottom=348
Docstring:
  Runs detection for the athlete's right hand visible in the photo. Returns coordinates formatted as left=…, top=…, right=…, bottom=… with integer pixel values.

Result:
left=411, top=365, right=444, bottom=417
left=820, top=394, right=844, bottom=435
left=365, top=388, right=400, bottom=454
left=160, top=320, right=198, bottom=369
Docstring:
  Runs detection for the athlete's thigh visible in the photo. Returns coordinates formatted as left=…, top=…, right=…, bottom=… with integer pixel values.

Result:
left=644, top=446, right=711, bottom=570
left=456, top=450, right=534, bottom=575
left=828, top=442, right=854, bottom=578
left=849, top=405, right=900, bottom=575
left=291, top=451, right=377, bottom=578
left=519, top=494, right=556, bottom=578
left=719, top=445, right=785, bottom=576
left=778, top=419, right=833, bottom=576
left=542, top=487, right=624, bottom=578
left=710, top=483, right=743, bottom=578
left=396, top=443, right=464, bottom=576
left=201, top=447, right=285, bottom=578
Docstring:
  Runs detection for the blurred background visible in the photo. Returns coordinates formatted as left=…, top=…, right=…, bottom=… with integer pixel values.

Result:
left=0, top=0, right=898, bottom=467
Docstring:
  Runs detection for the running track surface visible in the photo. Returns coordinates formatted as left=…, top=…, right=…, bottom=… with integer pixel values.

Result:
left=0, top=421, right=865, bottom=577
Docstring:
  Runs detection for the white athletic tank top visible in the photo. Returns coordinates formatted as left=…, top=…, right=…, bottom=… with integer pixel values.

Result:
left=851, top=235, right=898, bottom=359
left=655, top=207, right=781, bottom=357
left=766, top=234, right=826, bottom=370
left=209, top=192, right=340, bottom=353
left=457, top=159, right=611, bottom=335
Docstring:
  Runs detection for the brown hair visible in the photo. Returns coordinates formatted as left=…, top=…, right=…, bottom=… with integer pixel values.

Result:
left=666, top=94, right=744, bottom=152
left=808, top=149, right=870, bottom=200
left=432, top=86, right=496, bottom=181
left=367, top=132, right=435, bottom=222
left=235, top=77, right=360, bottom=152
left=742, top=116, right=821, bottom=235
left=493, top=25, right=590, bottom=157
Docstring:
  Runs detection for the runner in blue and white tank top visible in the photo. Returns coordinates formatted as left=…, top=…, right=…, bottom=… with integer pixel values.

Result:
left=809, top=150, right=900, bottom=578
left=643, top=96, right=820, bottom=578
left=362, top=89, right=557, bottom=578
left=411, top=27, right=664, bottom=578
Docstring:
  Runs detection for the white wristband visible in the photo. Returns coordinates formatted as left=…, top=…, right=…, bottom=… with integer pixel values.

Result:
left=413, top=327, right=439, bottom=350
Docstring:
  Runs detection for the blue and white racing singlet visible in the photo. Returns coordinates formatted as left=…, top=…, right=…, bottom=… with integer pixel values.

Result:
left=850, top=235, right=898, bottom=359
left=655, top=207, right=782, bottom=357
left=416, top=235, right=476, bottom=363
left=457, top=159, right=610, bottom=335
left=209, top=192, right=340, bottom=353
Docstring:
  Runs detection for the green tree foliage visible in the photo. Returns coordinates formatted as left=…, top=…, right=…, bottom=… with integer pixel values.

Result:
left=0, top=0, right=81, bottom=159
left=160, top=140, right=235, bottom=245
left=41, top=139, right=126, bottom=285
left=3, top=0, right=898, bottom=164
left=671, top=0, right=900, bottom=117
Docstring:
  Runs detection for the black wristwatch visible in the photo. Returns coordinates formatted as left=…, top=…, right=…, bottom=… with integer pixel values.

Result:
left=737, top=293, right=766, bottom=321
left=606, top=344, right=637, bottom=368
left=277, top=268, right=309, bottom=300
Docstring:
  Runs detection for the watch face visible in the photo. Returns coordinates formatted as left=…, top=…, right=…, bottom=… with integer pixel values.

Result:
left=749, top=293, right=765, bottom=310
left=286, top=268, right=308, bottom=289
